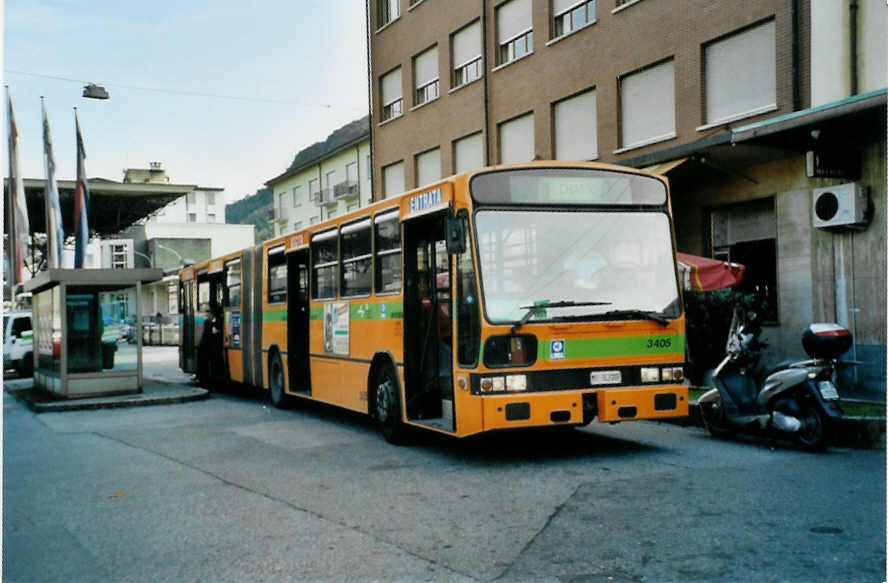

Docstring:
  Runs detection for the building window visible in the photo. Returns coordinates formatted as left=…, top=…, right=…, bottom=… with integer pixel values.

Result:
left=453, top=131, right=484, bottom=174
left=553, top=0, right=595, bottom=38
left=554, top=89, right=598, bottom=160
left=452, top=19, right=482, bottom=88
left=186, top=192, right=196, bottom=205
left=207, top=213, right=216, bottom=223
left=413, top=45, right=439, bottom=106
left=382, top=160, right=405, bottom=198
left=309, top=178, right=321, bottom=202
left=187, top=213, right=197, bottom=223
left=366, top=154, right=372, bottom=178
left=326, top=170, right=337, bottom=199
left=704, top=20, right=776, bottom=126
left=310, top=216, right=320, bottom=225
left=619, top=59, right=675, bottom=149
left=497, top=0, right=532, bottom=65
left=206, top=192, right=215, bottom=206
left=415, top=147, right=441, bottom=187
left=347, top=203, right=358, bottom=212
left=293, top=185, right=302, bottom=207
left=380, top=67, right=403, bottom=122
left=293, top=220, right=303, bottom=231
left=277, top=192, right=286, bottom=218
left=498, top=112, right=535, bottom=164
left=346, top=162, right=358, bottom=184
left=377, top=0, right=400, bottom=29
left=110, top=243, right=128, bottom=270
left=711, top=198, right=778, bottom=321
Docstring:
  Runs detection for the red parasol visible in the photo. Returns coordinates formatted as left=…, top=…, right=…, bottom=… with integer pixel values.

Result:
left=676, top=252, right=745, bottom=291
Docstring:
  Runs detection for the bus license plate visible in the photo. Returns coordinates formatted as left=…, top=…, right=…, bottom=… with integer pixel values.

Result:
left=817, top=381, right=839, bottom=400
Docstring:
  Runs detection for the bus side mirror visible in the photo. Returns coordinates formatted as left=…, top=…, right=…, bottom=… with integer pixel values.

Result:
left=445, top=215, right=466, bottom=255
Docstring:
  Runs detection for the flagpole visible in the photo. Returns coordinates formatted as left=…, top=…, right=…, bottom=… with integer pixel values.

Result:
left=5, top=86, right=16, bottom=291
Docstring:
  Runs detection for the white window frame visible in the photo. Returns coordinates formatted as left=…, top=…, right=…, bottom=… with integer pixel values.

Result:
left=552, top=0, right=596, bottom=39
left=376, top=0, right=400, bottom=30
left=616, top=59, right=676, bottom=152
left=380, top=67, right=404, bottom=122
left=413, top=45, right=439, bottom=107
left=451, top=20, right=483, bottom=89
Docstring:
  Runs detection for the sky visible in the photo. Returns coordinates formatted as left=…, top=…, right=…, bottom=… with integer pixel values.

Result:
left=3, top=0, right=370, bottom=206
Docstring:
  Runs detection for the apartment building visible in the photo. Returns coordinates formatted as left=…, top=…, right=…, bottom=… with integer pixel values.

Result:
left=266, top=116, right=372, bottom=238
left=125, top=163, right=225, bottom=224
left=367, top=0, right=887, bottom=396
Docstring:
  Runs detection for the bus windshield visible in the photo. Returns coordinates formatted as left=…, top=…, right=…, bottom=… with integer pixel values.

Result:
left=474, top=210, right=680, bottom=324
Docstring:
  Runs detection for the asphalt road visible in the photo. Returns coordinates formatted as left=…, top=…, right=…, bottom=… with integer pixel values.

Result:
left=3, top=351, right=885, bottom=582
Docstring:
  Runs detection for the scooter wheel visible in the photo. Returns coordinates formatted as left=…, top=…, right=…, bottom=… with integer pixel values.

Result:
left=701, top=398, right=735, bottom=439
left=794, top=397, right=827, bottom=451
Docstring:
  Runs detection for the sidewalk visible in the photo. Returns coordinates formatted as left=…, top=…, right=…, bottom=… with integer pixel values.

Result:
left=673, top=397, right=886, bottom=450
left=3, top=375, right=208, bottom=413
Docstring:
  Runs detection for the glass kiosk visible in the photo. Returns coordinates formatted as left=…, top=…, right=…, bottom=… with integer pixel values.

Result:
left=24, top=268, right=163, bottom=399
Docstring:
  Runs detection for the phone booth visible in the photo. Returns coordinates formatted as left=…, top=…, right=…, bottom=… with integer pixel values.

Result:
left=23, top=268, right=163, bottom=399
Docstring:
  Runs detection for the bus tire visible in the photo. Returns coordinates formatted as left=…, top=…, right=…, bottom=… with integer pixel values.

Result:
left=269, top=351, right=288, bottom=408
left=373, top=364, right=409, bottom=444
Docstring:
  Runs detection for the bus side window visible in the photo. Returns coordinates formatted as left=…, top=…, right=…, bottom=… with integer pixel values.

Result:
left=226, top=258, right=242, bottom=308
left=341, top=219, right=372, bottom=297
left=267, top=246, right=287, bottom=304
left=198, top=280, right=211, bottom=313
left=374, top=210, right=401, bottom=294
left=311, top=230, right=338, bottom=300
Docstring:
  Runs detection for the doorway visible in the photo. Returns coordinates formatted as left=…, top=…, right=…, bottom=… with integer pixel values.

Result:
left=403, top=212, right=454, bottom=431
left=287, top=249, right=311, bottom=394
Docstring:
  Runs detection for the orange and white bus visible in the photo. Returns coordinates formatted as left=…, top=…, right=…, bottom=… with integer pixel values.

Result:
left=179, top=161, right=688, bottom=442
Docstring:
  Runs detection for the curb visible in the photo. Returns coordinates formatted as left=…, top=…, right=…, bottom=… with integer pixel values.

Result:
left=661, top=402, right=885, bottom=449
left=4, top=380, right=209, bottom=413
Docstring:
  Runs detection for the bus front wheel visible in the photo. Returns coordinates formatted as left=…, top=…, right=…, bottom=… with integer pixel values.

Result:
left=374, top=365, right=408, bottom=444
left=269, top=352, right=288, bottom=408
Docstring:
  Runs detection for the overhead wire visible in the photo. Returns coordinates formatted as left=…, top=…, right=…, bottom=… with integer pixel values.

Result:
left=4, top=69, right=364, bottom=111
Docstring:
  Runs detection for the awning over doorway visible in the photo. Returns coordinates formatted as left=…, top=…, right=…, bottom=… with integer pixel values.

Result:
left=676, top=252, right=745, bottom=291
left=642, top=157, right=689, bottom=175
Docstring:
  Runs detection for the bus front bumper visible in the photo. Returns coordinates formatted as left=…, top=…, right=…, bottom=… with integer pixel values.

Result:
left=480, top=384, right=688, bottom=430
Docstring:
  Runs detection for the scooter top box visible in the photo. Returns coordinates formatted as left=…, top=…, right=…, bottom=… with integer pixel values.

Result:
left=801, top=323, right=852, bottom=359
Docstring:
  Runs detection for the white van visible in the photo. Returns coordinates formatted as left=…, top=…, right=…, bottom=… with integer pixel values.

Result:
left=3, top=310, right=34, bottom=376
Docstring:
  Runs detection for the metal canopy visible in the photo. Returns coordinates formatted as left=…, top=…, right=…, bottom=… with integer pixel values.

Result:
left=23, top=268, right=165, bottom=294
left=7, top=178, right=196, bottom=236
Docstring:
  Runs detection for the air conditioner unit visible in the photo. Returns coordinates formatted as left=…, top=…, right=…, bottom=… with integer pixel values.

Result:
left=812, top=183, right=870, bottom=230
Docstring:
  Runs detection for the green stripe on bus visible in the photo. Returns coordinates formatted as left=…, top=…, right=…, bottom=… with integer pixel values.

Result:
left=263, top=308, right=287, bottom=322
left=538, top=334, right=685, bottom=361
left=308, top=301, right=403, bottom=321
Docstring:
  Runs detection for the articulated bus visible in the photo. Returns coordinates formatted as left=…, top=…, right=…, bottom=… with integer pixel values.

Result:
left=179, top=161, right=688, bottom=442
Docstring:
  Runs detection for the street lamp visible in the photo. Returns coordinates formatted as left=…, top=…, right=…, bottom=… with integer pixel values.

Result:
left=82, top=83, right=109, bottom=100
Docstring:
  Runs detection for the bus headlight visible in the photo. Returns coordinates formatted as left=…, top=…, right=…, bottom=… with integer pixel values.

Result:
left=506, top=374, right=527, bottom=392
left=661, top=367, right=683, bottom=381
left=640, top=367, right=660, bottom=383
left=481, top=377, right=505, bottom=392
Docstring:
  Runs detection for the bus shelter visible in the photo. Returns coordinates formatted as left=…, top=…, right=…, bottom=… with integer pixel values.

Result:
left=23, top=268, right=163, bottom=399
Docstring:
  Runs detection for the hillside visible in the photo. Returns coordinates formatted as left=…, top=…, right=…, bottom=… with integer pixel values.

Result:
left=225, top=187, right=273, bottom=243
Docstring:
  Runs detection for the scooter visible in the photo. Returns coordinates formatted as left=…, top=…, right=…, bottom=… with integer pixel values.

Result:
left=698, top=314, right=849, bottom=451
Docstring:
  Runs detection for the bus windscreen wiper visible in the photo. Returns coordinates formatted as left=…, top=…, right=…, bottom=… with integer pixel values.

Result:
left=600, top=309, right=669, bottom=326
left=511, top=300, right=612, bottom=333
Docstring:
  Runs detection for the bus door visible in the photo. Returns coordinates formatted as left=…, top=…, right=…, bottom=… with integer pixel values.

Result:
left=403, top=212, right=454, bottom=431
left=287, top=248, right=311, bottom=394
left=223, top=257, right=244, bottom=383
left=196, top=269, right=226, bottom=384
left=180, top=279, right=195, bottom=373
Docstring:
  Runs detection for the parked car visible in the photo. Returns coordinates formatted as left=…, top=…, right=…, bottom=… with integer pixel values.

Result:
left=3, top=310, right=33, bottom=377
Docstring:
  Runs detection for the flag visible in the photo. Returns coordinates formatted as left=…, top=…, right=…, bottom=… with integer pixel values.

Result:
left=41, top=98, right=64, bottom=268
left=73, top=110, right=90, bottom=268
left=6, top=90, right=30, bottom=284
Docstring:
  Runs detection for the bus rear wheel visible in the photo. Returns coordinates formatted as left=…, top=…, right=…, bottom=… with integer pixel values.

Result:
left=374, top=365, right=408, bottom=444
left=269, top=352, right=288, bottom=408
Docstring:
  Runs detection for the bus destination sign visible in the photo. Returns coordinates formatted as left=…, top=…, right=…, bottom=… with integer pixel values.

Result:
left=408, top=188, right=443, bottom=214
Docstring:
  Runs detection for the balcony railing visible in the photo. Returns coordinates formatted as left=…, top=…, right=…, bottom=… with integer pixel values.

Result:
left=314, top=189, right=337, bottom=205
left=334, top=181, right=359, bottom=199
